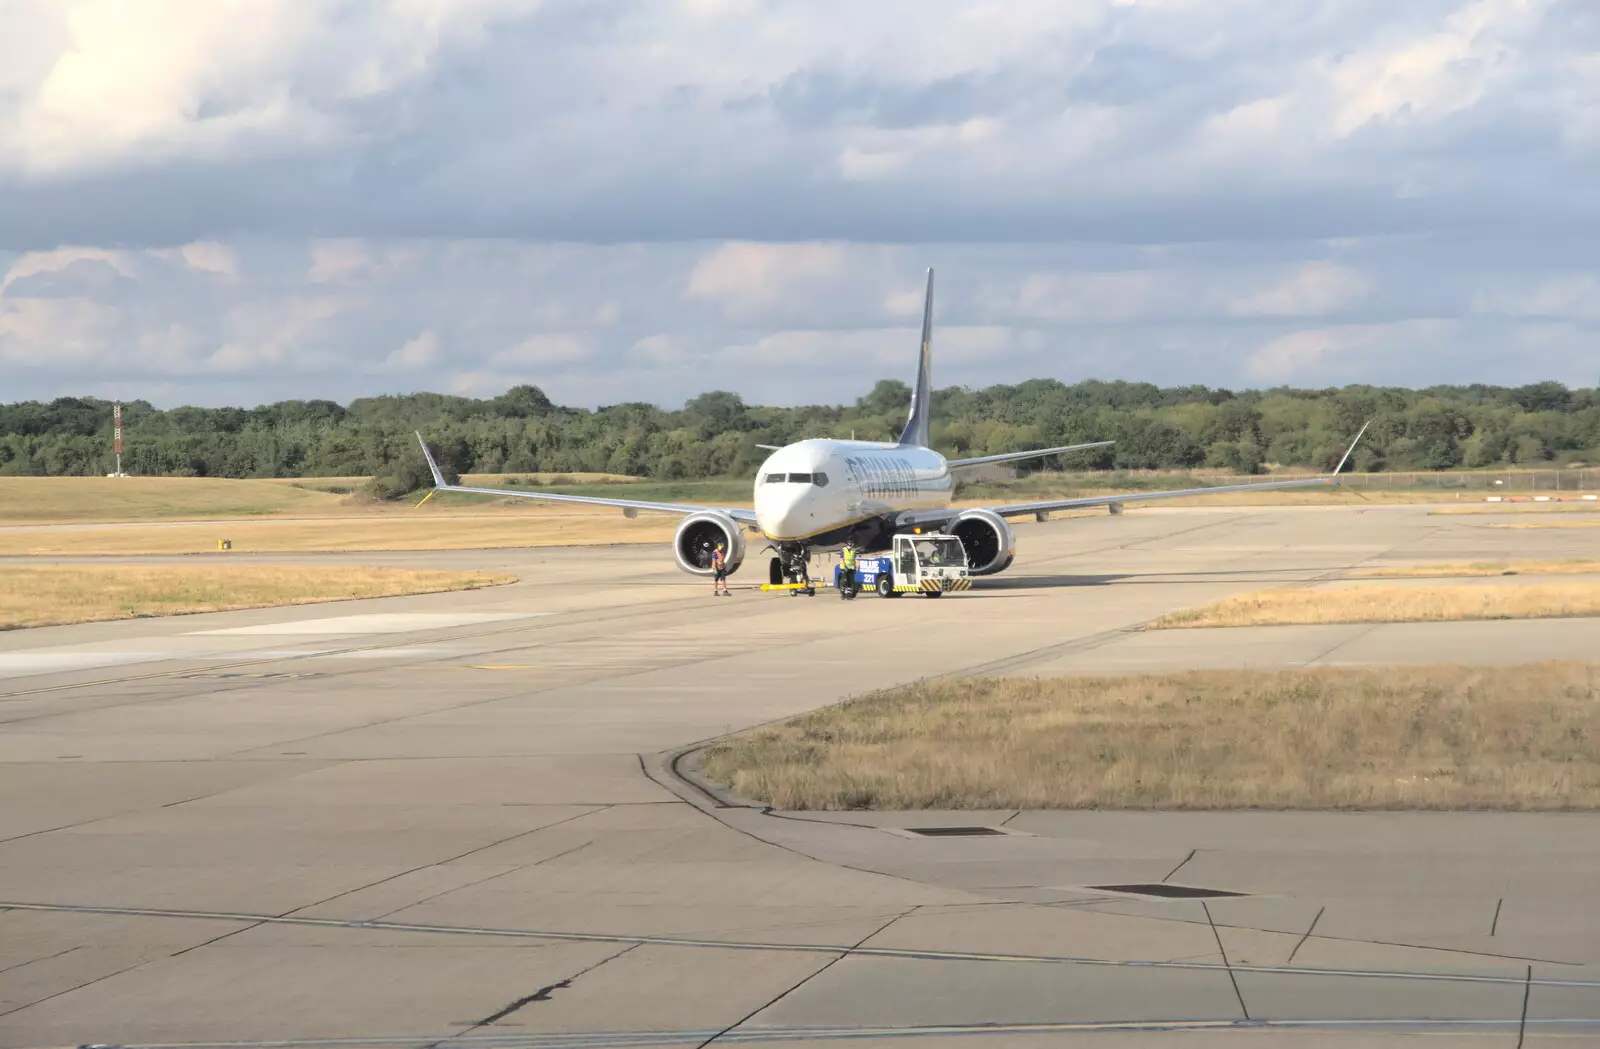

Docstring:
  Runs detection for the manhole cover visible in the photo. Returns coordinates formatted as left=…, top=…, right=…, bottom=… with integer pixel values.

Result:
left=905, top=826, right=1005, bottom=837
left=1090, top=883, right=1246, bottom=899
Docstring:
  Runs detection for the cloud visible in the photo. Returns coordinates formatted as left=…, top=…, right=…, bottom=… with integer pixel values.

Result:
left=385, top=329, right=440, bottom=370
left=1226, top=262, right=1372, bottom=317
left=180, top=241, right=239, bottom=278
left=0, top=296, right=121, bottom=363
left=2, top=4, right=1598, bottom=405
left=1244, top=319, right=1459, bottom=385
left=490, top=332, right=590, bottom=367
left=1012, top=271, right=1163, bottom=323
left=0, top=0, right=547, bottom=178
left=1474, top=274, right=1600, bottom=320
left=631, top=333, right=692, bottom=366
left=1, top=246, right=133, bottom=294
left=686, top=242, right=849, bottom=307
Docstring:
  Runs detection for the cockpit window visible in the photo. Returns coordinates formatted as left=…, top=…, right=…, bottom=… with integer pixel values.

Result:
left=812, top=472, right=828, bottom=487
left=764, top=473, right=785, bottom=484
left=788, top=472, right=813, bottom=484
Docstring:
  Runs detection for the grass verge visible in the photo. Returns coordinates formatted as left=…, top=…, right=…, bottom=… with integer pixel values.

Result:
left=0, top=476, right=346, bottom=523
left=1150, top=582, right=1600, bottom=629
left=0, top=565, right=515, bottom=630
left=698, top=663, right=1600, bottom=810
left=1351, top=559, right=1600, bottom=578
left=0, top=510, right=682, bottom=555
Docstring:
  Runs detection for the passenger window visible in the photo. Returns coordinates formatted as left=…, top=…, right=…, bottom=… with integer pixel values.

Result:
left=764, top=473, right=784, bottom=484
left=788, top=473, right=812, bottom=484
left=812, top=472, right=828, bottom=487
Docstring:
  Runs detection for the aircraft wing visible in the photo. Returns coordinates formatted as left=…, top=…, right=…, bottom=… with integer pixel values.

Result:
left=947, top=441, right=1113, bottom=470
left=984, top=474, right=1344, bottom=519
left=413, top=433, right=758, bottom=523
left=896, top=423, right=1370, bottom=529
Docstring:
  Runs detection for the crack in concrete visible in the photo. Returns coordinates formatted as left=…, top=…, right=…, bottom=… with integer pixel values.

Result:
left=1203, top=901, right=1251, bottom=1022
left=1162, top=849, right=1197, bottom=883
left=429, top=941, right=641, bottom=1048
left=695, top=906, right=920, bottom=1049
left=1286, top=906, right=1325, bottom=965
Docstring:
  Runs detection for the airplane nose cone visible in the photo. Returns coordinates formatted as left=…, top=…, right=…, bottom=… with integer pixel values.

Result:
left=757, top=487, right=812, bottom=538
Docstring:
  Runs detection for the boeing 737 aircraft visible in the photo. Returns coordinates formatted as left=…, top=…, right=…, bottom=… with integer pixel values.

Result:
left=416, top=270, right=1366, bottom=587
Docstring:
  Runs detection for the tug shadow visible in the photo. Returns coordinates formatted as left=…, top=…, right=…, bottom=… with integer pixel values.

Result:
left=972, top=566, right=1340, bottom=592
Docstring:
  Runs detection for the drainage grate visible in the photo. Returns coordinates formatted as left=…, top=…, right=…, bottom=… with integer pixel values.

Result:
left=1089, top=883, right=1246, bottom=899
left=905, top=826, right=1005, bottom=837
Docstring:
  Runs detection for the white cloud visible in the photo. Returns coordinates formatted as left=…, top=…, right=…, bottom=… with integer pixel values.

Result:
left=631, top=333, right=693, bottom=365
left=0, top=296, right=121, bottom=362
left=1013, top=271, right=1162, bottom=323
left=308, top=240, right=375, bottom=284
left=491, top=332, right=590, bottom=366
left=0, top=0, right=547, bottom=176
left=1325, top=0, right=1545, bottom=137
left=1244, top=319, right=1458, bottom=385
left=1474, top=275, right=1600, bottom=320
left=386, top=329, right=441, bottom=370
left=686, top=242, right=849, bottom=307
left=1, top=246, right=133, bottom=294
left=1227, top=262, right=1372, bottom=318
left=179, top=241, right=239, bottom=278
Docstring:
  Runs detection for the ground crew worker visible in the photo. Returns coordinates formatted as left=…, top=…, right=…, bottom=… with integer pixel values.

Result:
left=711, top=542, right=731, bottom=596
left=839, top=541, right=858, bottom=598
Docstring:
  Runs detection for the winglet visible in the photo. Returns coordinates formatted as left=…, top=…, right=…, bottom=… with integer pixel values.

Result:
left=1333, top=421, right=1371, bottom=476
left=897, top=268, right=934, bottom=448
left=415, top=431, right=448, bottom=489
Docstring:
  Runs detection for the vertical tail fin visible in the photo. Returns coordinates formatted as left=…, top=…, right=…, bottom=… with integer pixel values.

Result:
left=897, top=267, right=934, bottom=448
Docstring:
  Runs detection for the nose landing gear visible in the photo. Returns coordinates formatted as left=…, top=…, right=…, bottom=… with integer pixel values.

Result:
left=769, top=547, right=815, bottom=597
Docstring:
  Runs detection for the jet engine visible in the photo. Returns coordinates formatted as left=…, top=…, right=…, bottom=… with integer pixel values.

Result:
left=673, top=511, right=747, bottom=576
left=949, top=508, right=1016, bottom=576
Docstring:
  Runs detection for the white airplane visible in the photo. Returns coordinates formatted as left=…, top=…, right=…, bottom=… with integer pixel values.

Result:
left=416, top=269, right=1366, bottom=586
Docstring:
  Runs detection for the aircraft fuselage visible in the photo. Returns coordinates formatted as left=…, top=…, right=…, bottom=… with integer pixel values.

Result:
left=753, top=438, right=952, bottom=548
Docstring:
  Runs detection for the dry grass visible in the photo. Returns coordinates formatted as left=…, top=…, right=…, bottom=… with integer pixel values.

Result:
left=1490, top=520, right=1600, bottom=529
left=0, top=476, right=347, bottom=523
left=698, top=663, right=1600, bottom=810
left=0, top=510, right=682, bottom=555
left=1431, top=503, right=1600, bottom=515
left=1151, top=582, right=1600, bottom=629
left=0, top=564, right=514, bottom=630
left=462, top=472, right=641, bottom=485
left=1351, top=559, right=1600, bottom=578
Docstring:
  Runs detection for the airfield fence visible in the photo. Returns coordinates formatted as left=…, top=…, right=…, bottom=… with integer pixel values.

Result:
left=1328, top=468, right=1600, bottom=493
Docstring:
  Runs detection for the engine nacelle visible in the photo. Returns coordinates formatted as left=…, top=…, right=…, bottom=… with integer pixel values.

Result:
left=950, top=508, right=1017, bottom=576
left=673, top=511, right=747, bottom=576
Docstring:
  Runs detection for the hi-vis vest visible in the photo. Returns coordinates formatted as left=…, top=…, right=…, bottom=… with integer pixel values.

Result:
left=842, top=548, right=857, bottom=569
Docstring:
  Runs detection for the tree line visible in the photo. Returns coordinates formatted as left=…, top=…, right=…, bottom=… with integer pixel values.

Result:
left=3, top=379, right=1598, bottom=485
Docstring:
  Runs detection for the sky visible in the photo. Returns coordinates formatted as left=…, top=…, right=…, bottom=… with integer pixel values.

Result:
left=1, top=0, right=1597, bottom=409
